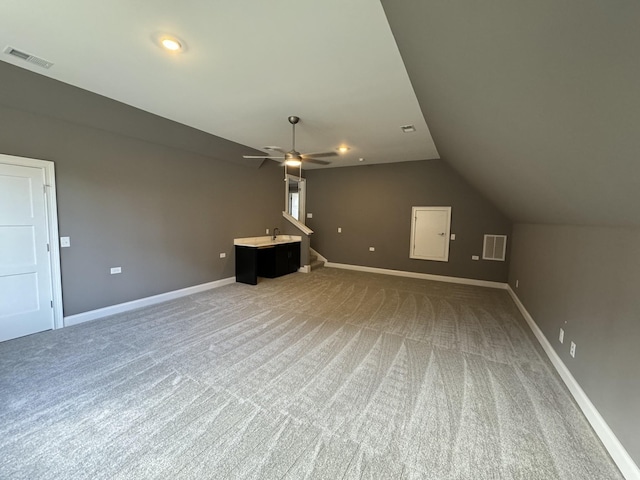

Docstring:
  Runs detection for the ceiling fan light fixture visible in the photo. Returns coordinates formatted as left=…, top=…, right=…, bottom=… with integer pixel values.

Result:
left=285, top=159, right=302, bottom=167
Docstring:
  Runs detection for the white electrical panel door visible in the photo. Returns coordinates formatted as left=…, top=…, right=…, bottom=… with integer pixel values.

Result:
left=410, top=206, right=452, bottom=262
left=0, top=162, right=54, bottom=342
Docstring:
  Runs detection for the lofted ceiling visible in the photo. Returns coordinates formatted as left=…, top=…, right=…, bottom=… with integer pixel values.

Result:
left=2, top=1, right=639, bottom=227
left=0, top=0, right=438, bottom=169
left=381, top=0, right=640, bottom=227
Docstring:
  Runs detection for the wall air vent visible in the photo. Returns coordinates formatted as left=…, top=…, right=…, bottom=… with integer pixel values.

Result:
left=4, top=46, right=54, bottom=69
left=483, top=234, right=507, bottom=261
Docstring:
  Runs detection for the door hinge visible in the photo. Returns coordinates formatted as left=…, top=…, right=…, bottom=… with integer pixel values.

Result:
left=47, top=243, right=50, bottom=252
left=51, top=300, right=53, bottom=308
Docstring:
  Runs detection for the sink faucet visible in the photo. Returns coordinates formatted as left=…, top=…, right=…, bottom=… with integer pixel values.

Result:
left=273, top=228, right=280, bottom=240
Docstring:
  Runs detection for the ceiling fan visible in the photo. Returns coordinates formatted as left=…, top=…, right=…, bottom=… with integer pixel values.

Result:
left=243, top=116, right=338, bottom=167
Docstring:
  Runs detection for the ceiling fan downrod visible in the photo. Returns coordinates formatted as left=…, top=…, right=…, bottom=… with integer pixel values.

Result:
left=288, top=115, right=300, bottom=151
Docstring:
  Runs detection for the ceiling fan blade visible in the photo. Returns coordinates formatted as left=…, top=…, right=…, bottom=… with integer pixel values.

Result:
left=301, top=151, right=338, bottom=159
left=304, top=158, right=331, bottom=165
left=243, top=155, right=285, bottom=159
left=264, top=146, right=288, bottom=154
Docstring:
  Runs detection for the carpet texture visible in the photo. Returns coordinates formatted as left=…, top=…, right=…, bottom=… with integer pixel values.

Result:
left=0, top=268, right=622, bottom=479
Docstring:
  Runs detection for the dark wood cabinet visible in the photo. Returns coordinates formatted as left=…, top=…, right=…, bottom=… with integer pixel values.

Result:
left=235, top=246, right=258, bottom=285
left=236, top=242, right=300, bottom=285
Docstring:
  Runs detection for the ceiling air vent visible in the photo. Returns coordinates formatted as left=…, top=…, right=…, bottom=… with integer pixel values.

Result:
left=4, top=46, right=54, bottom=69
left=483, top=234, right=507, bottom=261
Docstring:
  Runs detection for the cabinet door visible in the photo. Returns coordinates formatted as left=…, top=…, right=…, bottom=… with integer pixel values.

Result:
left=235, top=246, right=258, bottom=285
left=275, top=244, right=290, bottom=277
left=288, top=242, right=301, bottom=273
left=257, top=247, right=276, bottom=278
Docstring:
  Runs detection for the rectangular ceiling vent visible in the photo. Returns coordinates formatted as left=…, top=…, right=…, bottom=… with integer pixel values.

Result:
left=4, top=46, right=54, bottom=69
left=483, top=234, right=507, bottom=261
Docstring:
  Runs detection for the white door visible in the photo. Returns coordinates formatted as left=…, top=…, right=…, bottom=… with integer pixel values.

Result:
left=0, top=162, right=54, bottom=341
left=410, top=206, right=452, bottom=262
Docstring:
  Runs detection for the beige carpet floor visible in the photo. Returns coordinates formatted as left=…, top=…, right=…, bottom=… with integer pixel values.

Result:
left=0, top=268, right=622, bottom=479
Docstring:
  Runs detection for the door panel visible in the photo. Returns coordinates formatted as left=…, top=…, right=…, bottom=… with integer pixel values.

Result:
left=0, top=163, right=53, bottom=342
left=410, top=206, right=451, bottom=262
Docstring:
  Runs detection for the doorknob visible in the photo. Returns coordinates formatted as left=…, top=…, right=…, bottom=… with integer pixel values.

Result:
left=438, top=232, right=445, bottom=236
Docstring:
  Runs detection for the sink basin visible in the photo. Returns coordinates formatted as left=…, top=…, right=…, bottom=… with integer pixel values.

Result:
left=234, top=235, right=302, bottom=248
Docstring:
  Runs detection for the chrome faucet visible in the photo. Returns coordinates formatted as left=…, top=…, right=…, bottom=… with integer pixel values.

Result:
left=273, top=228, right=280, bottom=240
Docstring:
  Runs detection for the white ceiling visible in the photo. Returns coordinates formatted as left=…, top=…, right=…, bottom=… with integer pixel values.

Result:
left=0, top=0, right=439, bottom=169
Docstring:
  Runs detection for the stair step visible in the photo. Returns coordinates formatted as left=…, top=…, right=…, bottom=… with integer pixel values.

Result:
left=310, top=259, right=325, bottom=271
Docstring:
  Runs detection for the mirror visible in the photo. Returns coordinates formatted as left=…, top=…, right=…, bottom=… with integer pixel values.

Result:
left=285, top=174, right=305, bottom=222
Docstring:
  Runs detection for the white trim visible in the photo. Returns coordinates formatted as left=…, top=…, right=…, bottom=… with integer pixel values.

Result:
left=298, top=265, right=311, bottom=273
left=64, top=277, right=235, bottom=327
left=0, top=154, right=63, bottom=330
left=507, top=286, right=640, bottom=480
left=325, top=262, right=507, bottom=289
left=282, top=211, right=313, bottom=235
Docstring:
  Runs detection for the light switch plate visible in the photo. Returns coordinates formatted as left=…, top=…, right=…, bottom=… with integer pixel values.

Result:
left=472, top=255, right=479, bottom=260
left=369, top=246, right=375, bottom=252
left=60, top=236, right=70, bottom=248
left=338, top=227, right=342, bottom=233
left=110, top=267, right=122, bottom=274
left=307, top=213, right=313, bottom=218
left=220, top=253, right=226, bottom=258
left=450, top=233, right=456, bottom=240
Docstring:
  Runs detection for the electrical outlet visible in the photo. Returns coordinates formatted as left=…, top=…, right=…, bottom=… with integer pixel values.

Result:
left=307, top=213, right=313, bottom=218
left=570, top=341, right=576, bottom=358
left=266, top=228, right=269, bottom=234
left=338, top=227, right=342, bottom=233
left=515, top=280, right=519, bottom=288
left=110, top=267, right=122, bottom=275
left=369, top=246, right=375, bottom=252
left=450, top=233, right=456, bottom=240
left=60, top=236, right=71, bottom=248
left=220, top=253, right=226, bottom=258
left=472, top=255, right=479, bottom=260
left=559, top=328, right=564, bottom=343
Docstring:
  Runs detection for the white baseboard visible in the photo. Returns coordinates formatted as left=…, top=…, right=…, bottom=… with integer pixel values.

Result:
left=324, top=262, right=508, bottom=290
left=64, top=277, right=236, bottom=327
left=507, top=286, right=640, bottom=480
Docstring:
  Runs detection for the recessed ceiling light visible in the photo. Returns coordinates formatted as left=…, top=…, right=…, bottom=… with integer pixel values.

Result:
left=160, top=36, right=183, bottom=52
left=359, top=158, right=365, bottom=162
left=401, top=125, right=416, bottom=133
left=337, top=146, right=350, bottom=153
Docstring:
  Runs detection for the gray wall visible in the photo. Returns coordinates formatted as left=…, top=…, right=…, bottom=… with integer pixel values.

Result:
left=509, top=224, right=640, bottom=464
left=0, top=65, right=285, bottom=316
left=305, top=160, right=511, bottom=282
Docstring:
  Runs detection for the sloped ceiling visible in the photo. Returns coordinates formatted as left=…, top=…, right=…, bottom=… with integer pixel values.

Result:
left=381, top=0, right=640, bottom=227
left=0, top=0, right=438, bottom=169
